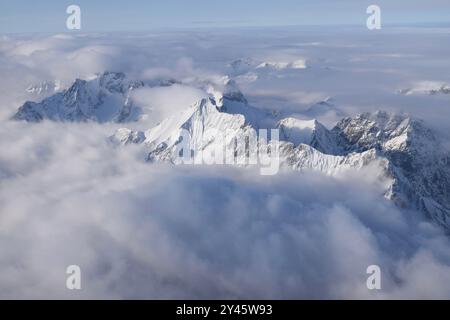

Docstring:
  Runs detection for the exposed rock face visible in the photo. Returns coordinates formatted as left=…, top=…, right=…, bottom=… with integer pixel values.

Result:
left=13, top=72, right=450, bottom=230
left=13, top=72, right=147, bottom=123
left=112, top=103, right=450, bottom=230
left=333, top=111, right=450, bottom=229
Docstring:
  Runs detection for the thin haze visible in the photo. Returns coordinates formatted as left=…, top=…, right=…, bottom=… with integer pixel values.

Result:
left=1, top=0, right=450, bottom=33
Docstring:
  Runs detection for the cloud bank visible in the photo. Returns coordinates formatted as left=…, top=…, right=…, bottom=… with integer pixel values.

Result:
left=1, top=28, right=450, bottom=298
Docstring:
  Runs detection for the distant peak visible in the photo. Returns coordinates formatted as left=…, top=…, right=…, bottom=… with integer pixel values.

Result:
left=278, top=117, right=319, bottom=129
left=354, top=110, right=412, bottom=128
left=98, top=71, right=126, bottom=80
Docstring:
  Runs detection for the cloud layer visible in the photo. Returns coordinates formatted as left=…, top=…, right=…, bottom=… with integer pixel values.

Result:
left=1, top=28, right=450, bottom=298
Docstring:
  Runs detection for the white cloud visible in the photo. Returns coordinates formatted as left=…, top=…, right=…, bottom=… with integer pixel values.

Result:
left=1, top=29, right=450, bottom=299
left=131, top=84, right=208, bottom=128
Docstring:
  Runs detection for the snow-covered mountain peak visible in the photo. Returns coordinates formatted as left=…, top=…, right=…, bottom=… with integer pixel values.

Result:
left=98, top=71, right=126, bottom=92
left=329, top=111, right=450, bottom=229
left=112, top=106, right=450, bottom=230
left=63, top=79, right=91, bottom=104
left=14, top=72, right=148, bottom=123
left=398, top=82, right=450, bottom=96
left=96, top=71, right=145, bottom=94
left=334, top=111, right=416, bottom=153
left=141, top=97, right=247, bottom=149
left=332, top=110, right=441, bottom=169
left=12, top=70, right=450, bottom=230
left=13, top=71, right=254, bottom=125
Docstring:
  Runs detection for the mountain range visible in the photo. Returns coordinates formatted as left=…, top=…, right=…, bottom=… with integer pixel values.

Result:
left=12, top=72, right=450, bottom=231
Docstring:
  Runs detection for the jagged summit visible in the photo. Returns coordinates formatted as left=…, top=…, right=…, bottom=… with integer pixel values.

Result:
left=332, top=111, right=450, bottom=229
left=112, top=105, right=450, bottom=231
left=12, top=72, right=450, bottom=230
left=12, top=72, right=250, bottom=124
left=333, top=111, right=437, bottom=158
left=13, top=71, right=146, bottom=123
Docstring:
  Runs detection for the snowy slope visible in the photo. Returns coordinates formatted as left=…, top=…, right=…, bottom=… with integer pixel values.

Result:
left=112, top=95, right=450, bottom=230
left=13, top=72, right=148, bottom=123
left=333, top=111, right=450, bottom=229
left=12, top=70, right=450, bottom=230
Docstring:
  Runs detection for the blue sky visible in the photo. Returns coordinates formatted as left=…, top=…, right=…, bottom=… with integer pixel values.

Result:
left=1, top=0, right=450, bottom=33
